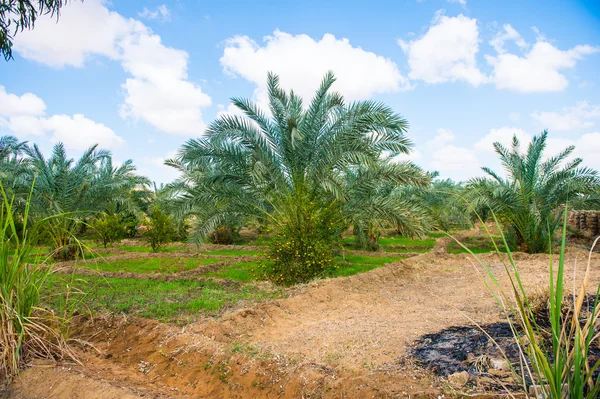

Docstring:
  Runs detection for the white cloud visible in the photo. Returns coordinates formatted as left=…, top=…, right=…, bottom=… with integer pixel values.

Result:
left=14, top=0, right=128, bottom=68
left=221, top=30, right=411, bottom=104
left=486, top=26, right=599, bottom=92
left=44, top=114, right=124, bottom=151
left=426, top=128, right=480, bottom=178
left=138, top=150, right=181, bottom=184
left=448, top=0, right=467, bottom=7
left=575, top=133, right=600, bottom=170
left=474, top=126, right=531, bottom=153
left=398, top=14, right=488, bottom=86
left=426, top=128, right=456, bottom=148
left=489, top=24, right=527, bottom=54
left=13, top=0, right=210, bottom=136
left=0, top=86, right=46, bottom=117
left=138, top=5, right=171, bottom=22
left=0, top=87, right=124, bottom=150
left=431, top=144, right=480, bottom=173
left=531, top=101, right=600, bottom=131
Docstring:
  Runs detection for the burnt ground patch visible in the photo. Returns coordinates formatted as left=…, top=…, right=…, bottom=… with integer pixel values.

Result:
left=411, top=322, right=520, bottom=378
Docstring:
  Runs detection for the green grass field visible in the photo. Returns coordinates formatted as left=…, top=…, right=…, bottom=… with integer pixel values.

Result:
left=40, top=233, right=436, bottom=323
left=43, top=274, right=282, bottom=323
left=80, top=256, right=225, bottom=274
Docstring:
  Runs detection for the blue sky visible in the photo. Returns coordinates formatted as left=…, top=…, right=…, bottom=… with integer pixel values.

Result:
left=1, top=0, right=599, bottom=183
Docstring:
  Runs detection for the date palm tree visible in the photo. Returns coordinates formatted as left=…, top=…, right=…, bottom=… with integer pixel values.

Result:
left=468, top=130, right=600, bottom=253
left=168, top=72, right=425, bottom=278
left=24, top=143, right=147, bottom=256
left=0, top=136, right=29, bottom=195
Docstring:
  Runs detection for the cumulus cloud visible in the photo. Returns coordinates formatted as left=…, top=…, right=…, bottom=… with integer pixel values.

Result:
left=0, top=86, right=124, bottom=151
left=13, top=0, right=210, bottom=136
left=427, top=128, right=480, bottom=178
left=531, top=101, right=600, bottom=131
left=221, top=30, right=411, bottom=104
left=486, top=26, right=599, bottom=92
left=138, top=5, right=171, bottom=22
left=44, top=114, right=124, bottom=150
left=474, top=126, right=531, bottom=153
left=398, top=14, right=488, bottom=86
left=489, top=24, right=527, bottom=54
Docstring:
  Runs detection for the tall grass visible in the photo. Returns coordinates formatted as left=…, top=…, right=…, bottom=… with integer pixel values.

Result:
left=461, top=211, right=600, bottom=398
left=0, top=185, right=74, bottom=380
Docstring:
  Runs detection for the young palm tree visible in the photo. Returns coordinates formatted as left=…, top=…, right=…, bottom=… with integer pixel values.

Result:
left=168, top=72, right=423, bottom=280
left=468, top=130, right=600, bottom=253
left=24, top=143, right=147, bottom=256
left=0, top=136, right=30, bottom=195
left=342, top=158, right=429, bottom=250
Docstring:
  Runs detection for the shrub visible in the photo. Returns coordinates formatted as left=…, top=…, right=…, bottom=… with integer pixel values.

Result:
left=143, top=206, right=176, bottom=252
left=263, top=203, right=341, bottom=285
left=209, top=224, right=240, bottom=245
left=91, top=213, right=125, bottom=248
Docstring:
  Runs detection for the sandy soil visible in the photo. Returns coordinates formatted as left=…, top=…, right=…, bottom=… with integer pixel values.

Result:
left=6, top=239, right=600, bottom=398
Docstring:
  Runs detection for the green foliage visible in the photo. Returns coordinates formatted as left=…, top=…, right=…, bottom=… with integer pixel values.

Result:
left=468, top=130, right=600, bottom=253
left=167, top=72, right=426, bottom=281
left=1, top=0, right=69, bottom=61
left=263, top=201, right=342, bottom=285
left=20, top=143, right=148, bottom=258
left=209, top=224, right=241, bottom=245
left=468, top=212, right=600, bottom=398
left=143, top=205, right=176, bottom=252
left=0, top=184, right=71, bottom=379
left=405, top=176, right=472, bottom=232
left=91, top=213, right=125, bottom=248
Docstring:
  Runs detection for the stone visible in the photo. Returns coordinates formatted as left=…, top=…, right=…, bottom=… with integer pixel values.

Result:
left=447, top=371, right=470, bottom=387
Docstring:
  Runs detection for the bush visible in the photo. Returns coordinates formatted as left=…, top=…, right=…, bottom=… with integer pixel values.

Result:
left=264, top=204, right=342, bottom=285
left=91, top=213, right=125, bottom=248
left=143, top=206, right=176, bottom=252
left=209, top=224, right=240, bottom=245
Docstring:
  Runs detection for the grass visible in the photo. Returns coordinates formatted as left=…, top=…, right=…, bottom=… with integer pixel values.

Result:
left=201, top=248, right=263, bottom=257
left=43, top=274, right=282, bottom=323
left=80, top=256, right=224, bottom=274
left=204, top=261, right=263, bottom=282
left=465, top=212, right=600, bottom=398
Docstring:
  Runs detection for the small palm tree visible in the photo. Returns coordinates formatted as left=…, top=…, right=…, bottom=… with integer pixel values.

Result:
left=24, top=143, right=147, bottom=257
left=342, top=158, right=429, bottom=250
left=0, top=136, right=30, bottom=196
left=168, top=72, right=424, bottom=281
left=468, top=130, right=600, bottom=253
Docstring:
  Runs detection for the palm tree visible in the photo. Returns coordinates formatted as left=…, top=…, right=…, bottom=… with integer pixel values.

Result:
left=468, top=130, right=600, bottom=253
left=402, top=176, right=472, bottom=233
left=24, top=143, right=147, bottom=257
left=168, top=72, right=424, bottom=280
left=0, top=136, right=30, bottom=195
left=341, top=158, right=429, bottom=250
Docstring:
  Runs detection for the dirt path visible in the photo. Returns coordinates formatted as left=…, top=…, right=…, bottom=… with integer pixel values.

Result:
left=9, top=246, right=600, bottom=398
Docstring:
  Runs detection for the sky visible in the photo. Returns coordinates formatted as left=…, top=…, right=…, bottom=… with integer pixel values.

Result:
left=1, top=0, right=599, bottom=184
